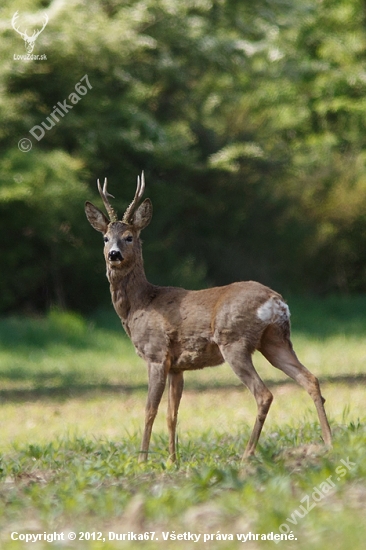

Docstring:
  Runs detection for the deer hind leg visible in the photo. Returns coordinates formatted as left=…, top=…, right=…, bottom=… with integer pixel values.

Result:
left=259, top=324, right=332, bottom=448
left=219, top=342, right=273, bottom=460
left=167, top=370, right=184, bottom=462
left=139, top=361, right=168, bottom=463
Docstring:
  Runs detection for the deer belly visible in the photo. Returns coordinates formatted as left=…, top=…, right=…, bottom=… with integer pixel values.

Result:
left=173, top=338, right=224, bottom=370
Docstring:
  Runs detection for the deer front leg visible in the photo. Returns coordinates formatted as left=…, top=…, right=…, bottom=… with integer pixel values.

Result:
left=139, top=361, right=168, bottom=463
left=167, top=370, right=184, bottom=462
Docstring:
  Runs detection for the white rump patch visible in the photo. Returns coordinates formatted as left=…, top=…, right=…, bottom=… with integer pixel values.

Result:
left=257, top=297, right=290, bottom=324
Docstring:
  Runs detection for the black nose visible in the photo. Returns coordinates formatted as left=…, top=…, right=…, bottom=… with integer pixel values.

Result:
left=108, top=250, right=123, bottom=262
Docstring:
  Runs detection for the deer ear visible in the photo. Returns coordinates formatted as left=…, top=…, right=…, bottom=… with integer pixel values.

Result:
left=85, top=201, right=109, bottom=233
left=132, top=199, right=152, bottom=231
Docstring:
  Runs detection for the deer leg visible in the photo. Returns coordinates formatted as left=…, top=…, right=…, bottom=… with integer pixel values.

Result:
left=167, top=370, right=184, bottom=462
left=219, top=343, right=273, bottom=460
left=260, top=325, right=332, bottom=448
left=139, top=361, right=168, bottom=462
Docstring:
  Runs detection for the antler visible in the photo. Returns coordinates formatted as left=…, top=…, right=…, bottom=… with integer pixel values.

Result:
left=12, top=11, right=28, bottom=39
left=122, top=171, right=145, bottom=224
left=12, top=11, right=48, bottom=53
left=97, top=178, right=118, bottom=222
left=32, top=13, right=48, bottom=40
left=12, top=11, right=48, bottom=40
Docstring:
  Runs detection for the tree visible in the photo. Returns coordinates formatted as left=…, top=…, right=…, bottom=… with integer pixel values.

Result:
left=1, top=0, right=366, bottom=312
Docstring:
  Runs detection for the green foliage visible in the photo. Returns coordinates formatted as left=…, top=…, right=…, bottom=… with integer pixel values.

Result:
left=1, top=0, right=366, bottom=312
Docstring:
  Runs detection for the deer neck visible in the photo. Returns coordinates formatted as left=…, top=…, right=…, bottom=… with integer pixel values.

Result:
left=107, top=255, right=154, bottom=329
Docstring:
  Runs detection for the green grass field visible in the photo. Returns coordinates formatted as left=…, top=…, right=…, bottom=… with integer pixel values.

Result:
left=0, top=296, right=366, bottom=549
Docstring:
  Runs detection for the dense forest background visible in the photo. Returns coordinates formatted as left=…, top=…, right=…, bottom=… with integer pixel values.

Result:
left=1, top=0, right=366, bottom=313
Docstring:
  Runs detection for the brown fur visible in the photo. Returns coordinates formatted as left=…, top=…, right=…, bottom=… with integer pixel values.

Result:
left=85, top=177, right=332, bottom=462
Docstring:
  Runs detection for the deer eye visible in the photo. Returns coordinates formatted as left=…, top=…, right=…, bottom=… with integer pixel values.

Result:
left=125, top=235, right=133, bottom=243
left=103, top=236, right=109, bottom=243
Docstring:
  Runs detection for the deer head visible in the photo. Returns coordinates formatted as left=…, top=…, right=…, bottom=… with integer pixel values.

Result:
left=12, top=11, right=48, bottom=54
left=85, top=173, right=152, bottom=276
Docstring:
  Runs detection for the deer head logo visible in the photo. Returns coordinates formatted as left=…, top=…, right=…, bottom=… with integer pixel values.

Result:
left=12, top=11, right=48, bottom=54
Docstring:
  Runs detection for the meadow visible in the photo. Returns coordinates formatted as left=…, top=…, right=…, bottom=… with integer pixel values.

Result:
left=0, top=296, right=366, bottom=549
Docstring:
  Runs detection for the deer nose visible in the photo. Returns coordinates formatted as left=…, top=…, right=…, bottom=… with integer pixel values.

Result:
left=108, top=250, right=123, bottom=262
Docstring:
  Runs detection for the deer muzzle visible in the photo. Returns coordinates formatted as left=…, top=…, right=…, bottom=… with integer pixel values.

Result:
left=108, top=249, right=123, bottom=263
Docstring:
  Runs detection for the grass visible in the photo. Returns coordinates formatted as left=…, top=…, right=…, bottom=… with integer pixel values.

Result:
left=0, top=296, right=366, bottom=548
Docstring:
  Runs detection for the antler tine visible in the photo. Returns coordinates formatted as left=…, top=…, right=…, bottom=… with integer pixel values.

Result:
left=12, top=11, right=27, bottom=38
left=97, top=177, right=118, bottom=222
left=12, top=11, right=19, bottom=26
left=139, top=170, right=145, bottom=198
left=34, top=13, right=48, bottom=37
left=122, top=171, right=146, bottom=223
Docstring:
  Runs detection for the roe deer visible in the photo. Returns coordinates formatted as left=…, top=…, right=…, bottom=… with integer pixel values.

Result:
left=85, top=173, right=332, bottom=462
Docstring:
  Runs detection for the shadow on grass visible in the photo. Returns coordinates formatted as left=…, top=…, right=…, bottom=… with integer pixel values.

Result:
left=0, top=373, right=365, bottom=404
